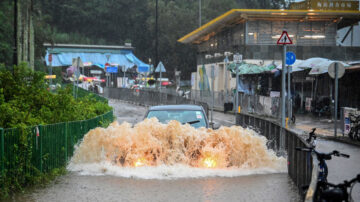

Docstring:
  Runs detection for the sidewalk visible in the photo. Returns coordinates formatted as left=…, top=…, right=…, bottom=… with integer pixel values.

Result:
left=215, top=108, right=360, bottom=147
left=292, top=114, right=360, bottom=147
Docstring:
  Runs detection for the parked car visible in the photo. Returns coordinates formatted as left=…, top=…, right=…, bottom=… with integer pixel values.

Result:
left=144, top=105, right=210, bottom=129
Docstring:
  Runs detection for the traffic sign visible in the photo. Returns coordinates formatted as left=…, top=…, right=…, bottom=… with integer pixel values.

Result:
left=155, top=61, right=166, bottom=72
left=138, top=66, right=149, bottom=73
left=328, top=62, right=345, bottom=79
left=233, top=53, right=242, bottom=64
left=72, top=57, right=84, bottom=68
left=286, top=52, right=296, bottom=65
left=106, top=66, right=118, bottom=73
left=277, top=31, right=293, bottom=45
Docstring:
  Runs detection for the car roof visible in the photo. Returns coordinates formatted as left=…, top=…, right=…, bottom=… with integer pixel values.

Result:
left=148, top=105, right=203, bottom=111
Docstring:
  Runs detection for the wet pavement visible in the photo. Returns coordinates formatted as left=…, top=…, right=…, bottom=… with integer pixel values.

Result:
left=12, top=173, right=299, bottom=202
left=293, top=114, right=343, bottom=137
left=7, top=100, right=301, bottom=202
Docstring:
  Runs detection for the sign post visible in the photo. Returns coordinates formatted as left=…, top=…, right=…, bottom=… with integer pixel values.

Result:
left=233, top=53, right=242, bottom=113
left=328, top=62, right=345, bottom=137
left=211, top=65, right=215, bottom=124
left=72, top=57, right=83, bottom=98
left=286, top=51, right=296, bottom=124
left=277, top=31, right=292, bottom=152
left=277, top=31, right=293, bottom=129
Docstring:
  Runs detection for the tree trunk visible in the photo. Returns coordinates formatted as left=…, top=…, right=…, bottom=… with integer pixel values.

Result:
left=16, top=0, right=34, bottom=70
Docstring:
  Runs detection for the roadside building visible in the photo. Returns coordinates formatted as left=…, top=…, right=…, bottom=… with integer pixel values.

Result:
left=178, top=9, right=360, bottom=115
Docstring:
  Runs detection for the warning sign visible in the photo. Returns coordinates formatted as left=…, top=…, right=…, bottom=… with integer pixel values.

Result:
left=277, top=31, right=293, bottom=45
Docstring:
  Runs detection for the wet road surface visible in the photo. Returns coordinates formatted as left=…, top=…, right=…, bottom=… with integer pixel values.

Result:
left=17, top=173, right=299, bottom=202
left=7, top=100, right=301, bottom=202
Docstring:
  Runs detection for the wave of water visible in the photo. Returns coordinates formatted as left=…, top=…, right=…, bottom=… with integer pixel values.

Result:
left=68, top=119, right=286, bottom=178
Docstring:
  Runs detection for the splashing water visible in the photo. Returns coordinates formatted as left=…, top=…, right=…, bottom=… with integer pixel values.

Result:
left=68, top=118, right=286, bottom=178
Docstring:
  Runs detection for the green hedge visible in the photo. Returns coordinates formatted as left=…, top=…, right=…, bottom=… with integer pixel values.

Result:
left=0, top=64, right=114, bottom=197
left=0, top=109, right=113, bottom=198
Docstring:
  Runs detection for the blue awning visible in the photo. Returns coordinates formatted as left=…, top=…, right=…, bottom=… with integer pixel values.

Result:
left=45, top=50, right=148, bottom=71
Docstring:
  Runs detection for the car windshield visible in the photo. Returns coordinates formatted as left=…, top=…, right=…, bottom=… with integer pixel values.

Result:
left=147, top=110, right=207, bottom=128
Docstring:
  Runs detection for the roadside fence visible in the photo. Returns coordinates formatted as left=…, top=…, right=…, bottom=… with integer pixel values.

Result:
left=236, top=112, right=313, bottom=199
left=0, top=90, right=113, bottom=192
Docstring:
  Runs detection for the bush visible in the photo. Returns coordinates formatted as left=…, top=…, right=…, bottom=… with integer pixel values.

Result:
left=0, top=63, right=113, bottom=198
left=0, top=63, right=112, bottom=128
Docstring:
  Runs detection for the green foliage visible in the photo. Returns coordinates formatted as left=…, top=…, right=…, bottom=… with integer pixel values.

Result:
left=0, top=64, right=113, bottom=199
left=0, top=0, right=14, bottom=67
left=0, top=63, right=112, bottom=128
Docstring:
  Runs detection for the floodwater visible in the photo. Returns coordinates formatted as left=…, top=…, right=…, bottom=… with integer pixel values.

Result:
left=5, top=100, right=301, bottom=202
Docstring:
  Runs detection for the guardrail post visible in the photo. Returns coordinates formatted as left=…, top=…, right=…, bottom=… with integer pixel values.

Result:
left=65, top=122, right=68, bottom=164
left=1, top=128, right=4, bottom=178
left=39, top=125, right=43, bottom=173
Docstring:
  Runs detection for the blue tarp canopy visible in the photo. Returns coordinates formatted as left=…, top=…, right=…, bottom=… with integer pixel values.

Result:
left=45, top=50, right=149, bottom=71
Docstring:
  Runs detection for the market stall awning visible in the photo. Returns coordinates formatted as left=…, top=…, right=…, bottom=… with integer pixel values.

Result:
left=227, top=62, right=276, bottom=75
left=44, top=43, right=149, bottom=71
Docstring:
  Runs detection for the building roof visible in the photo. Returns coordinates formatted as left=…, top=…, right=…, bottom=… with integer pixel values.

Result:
left=149, top=105, right=204, bottom=111
left=178, top=9, right=360, bottom=44
left=44, top=43, right=134, bottom=51
left=44, top=43, right=149, bottom=69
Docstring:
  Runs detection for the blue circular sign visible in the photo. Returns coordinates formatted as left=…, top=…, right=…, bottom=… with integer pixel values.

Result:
left=286, top=52, right=296, bottom=65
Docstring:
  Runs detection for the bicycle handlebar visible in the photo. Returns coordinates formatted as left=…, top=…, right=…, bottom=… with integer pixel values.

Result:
left=322, top=174, right=360, bottom=188
left=295, top=147, right=350, bottom=160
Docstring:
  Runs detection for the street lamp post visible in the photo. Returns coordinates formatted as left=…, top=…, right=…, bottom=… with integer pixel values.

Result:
left=224, top=52, right=232, bottom=105
left=205, top=54, right=215, bottom=125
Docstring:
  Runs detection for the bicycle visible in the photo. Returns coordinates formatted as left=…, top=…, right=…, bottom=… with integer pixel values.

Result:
left=348, top=114, right=360, bottom=141
left=295, top=147, right=350, bottom=201
left=318, top=174, right=360, bottom=202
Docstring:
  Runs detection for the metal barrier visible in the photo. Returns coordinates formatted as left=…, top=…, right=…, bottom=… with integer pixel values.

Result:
left=105, top=87, right=210, bottom=117
left=236, top=112, right=313, bottom=199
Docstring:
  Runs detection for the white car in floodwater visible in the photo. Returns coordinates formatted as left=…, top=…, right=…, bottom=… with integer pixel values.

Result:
left=144, top=105, right=210, bottom=129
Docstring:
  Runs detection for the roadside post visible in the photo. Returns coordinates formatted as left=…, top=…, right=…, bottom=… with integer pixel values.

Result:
left=328, top=62, right=345, bottom=137
left=211, top=65, right=215, bottom=124
left=122, top=66, right=126, bottom=88
left=155, top=61, right=166, bottom=103
left=233, top=53, right=242, bottom=113
left=224, top=52, right=232, bottom=106
left=286, top=51, right=296, bottom=123
left=72, top=57, right=83, bottom=98
left=48, top=54, right=53, bottom=89
left=277, top=31, right=292, bottom=152
left=277, top=31, right=293, bottom=129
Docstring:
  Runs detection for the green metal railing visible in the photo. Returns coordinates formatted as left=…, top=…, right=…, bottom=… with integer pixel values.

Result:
left=0, top=90, right=113, bottom=191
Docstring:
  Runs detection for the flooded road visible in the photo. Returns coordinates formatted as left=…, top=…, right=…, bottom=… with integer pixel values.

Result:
left=21, top=173, right=299, bottom=202
left=8, top=100, right=301, bottom=202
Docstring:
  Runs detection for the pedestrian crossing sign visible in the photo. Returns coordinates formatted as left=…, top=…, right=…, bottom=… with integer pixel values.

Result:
left=277, top=31, right=293, bottom=45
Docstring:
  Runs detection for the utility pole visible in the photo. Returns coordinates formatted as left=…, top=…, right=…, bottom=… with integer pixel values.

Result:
left=334, top=63, right=338, bottom=137
left=281, top=45, right=286, bottom=128
left=13, top=0, right=18, bottom=67
left=155, top=0, right=159, bottom=66
left=199, top=0, right=202, bottom=27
